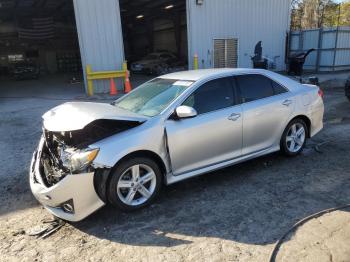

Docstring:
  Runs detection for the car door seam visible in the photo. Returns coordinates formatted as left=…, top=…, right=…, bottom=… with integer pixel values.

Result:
left=163, top=128, right=173, bottom=174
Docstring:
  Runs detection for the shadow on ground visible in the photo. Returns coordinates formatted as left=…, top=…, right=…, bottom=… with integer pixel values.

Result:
left=74, top=135, right=350, bottom=247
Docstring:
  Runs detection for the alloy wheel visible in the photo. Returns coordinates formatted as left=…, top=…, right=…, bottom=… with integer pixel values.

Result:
left=286, top=123, right=306, bottom=153
left=116, top=164, right=157, bottom=206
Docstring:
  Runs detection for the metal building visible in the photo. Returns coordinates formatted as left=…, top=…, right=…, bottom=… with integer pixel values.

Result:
left=72, top=0, right=291, bottom=93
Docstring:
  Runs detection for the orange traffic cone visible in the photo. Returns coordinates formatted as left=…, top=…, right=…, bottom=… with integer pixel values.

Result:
left=124, top=70, right=132, bottom=93
left=110, top=78, right=117, bottom=96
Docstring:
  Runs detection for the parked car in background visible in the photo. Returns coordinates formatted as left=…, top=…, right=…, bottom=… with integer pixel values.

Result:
left=30, top=69, right=324, bottom=221
left=11, top=61, right=40, bottom=80
left=345, top=77, right=350, bottom=101
left=130, top=51, right=178, bottom=75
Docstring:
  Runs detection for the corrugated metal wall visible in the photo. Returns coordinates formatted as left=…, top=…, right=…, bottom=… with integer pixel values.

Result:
left=73, top=0, right=124, bottom=93
left=186, top=0, right=291, bottom=71
left=73, top=0, right=291, bottom=93
left=290, top=26, right=350, bottom=71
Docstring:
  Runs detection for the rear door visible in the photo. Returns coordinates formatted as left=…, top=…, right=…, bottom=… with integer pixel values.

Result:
left=165, top=77, right=243, bottom=175
left=235, top=74, right=294, bottom=155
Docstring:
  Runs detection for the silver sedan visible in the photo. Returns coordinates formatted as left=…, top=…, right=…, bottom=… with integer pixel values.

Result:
left=30, top=69, right=324, bottom=221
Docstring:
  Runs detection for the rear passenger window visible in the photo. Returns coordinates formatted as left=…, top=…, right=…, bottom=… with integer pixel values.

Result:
left=183, top=77, right=235, bottom=114
left=236, top=74, right=274, bottom=102
left=271, top=80, right=287, bottom=95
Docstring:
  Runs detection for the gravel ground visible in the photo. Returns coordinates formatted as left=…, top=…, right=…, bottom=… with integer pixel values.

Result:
left=0, top=75, right=349, bottom=262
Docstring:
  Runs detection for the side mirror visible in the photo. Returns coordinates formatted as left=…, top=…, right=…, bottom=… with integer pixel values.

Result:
left=175, top=105, right=197, bottom=119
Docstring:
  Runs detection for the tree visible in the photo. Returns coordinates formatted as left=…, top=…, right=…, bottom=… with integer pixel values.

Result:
left=291, top=0, right=305, bottom=30
left=301, top=0, right=330, bottom=29
left=290, top=0, right=350, bottom=30
left=339, top=1, right=350, bottom=26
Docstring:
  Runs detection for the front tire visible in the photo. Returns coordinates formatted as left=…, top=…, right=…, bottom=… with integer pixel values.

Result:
left=107, top=157, right=162, bottom=211
left=280, top=119, right=307, bottom=156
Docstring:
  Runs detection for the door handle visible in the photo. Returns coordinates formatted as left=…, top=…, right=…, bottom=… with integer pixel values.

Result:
left=228, top=113, right=241, bottom=121
left=282, top=99, right=293, bottom=106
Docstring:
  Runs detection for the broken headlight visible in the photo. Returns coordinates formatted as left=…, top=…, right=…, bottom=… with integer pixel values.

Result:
left=62, top=148, right=99, bottom=173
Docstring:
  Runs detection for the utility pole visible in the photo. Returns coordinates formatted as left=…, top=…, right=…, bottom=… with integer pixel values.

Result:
left=332, top=3, right=341, bottom=71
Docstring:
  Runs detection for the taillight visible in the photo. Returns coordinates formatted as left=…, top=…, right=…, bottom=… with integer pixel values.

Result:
left=318, top=88, right=324, bottom=99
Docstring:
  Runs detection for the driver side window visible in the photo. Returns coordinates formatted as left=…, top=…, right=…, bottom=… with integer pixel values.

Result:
left=183, top=77, right=235, bottom=115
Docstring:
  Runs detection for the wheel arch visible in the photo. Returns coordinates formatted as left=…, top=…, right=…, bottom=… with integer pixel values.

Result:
left=94, top=150, right=168, bottom=204
left=114, top=150, right=167, bottom=178
left=279, top=115, right=311, bottom=156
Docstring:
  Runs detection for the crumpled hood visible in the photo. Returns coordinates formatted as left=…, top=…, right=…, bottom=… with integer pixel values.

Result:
left=42, top=102, right=148, bottom=131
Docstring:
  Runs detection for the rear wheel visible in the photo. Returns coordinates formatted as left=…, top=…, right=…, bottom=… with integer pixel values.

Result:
left=107, top=157, right=162, bottom=211
left=280, top=119, right=307, bottom=156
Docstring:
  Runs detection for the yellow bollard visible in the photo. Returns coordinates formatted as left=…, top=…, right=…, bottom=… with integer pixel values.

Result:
left=86, top=64, right=94, bottom=96
left=122, top=61, right=128, bottom=72
left=122, top=61, right=128, bottom=90
left=86, top=62, right=130, bottom=95
left=193, top=54, right=199, bottom=70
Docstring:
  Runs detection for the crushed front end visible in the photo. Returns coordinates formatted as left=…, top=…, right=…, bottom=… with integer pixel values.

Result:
left=29, top=134, right=106, bottom=222
left=29, top=102, right=146, bottom=221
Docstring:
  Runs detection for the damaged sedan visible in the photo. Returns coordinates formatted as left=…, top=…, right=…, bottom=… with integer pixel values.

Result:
left=30, top=69, right=324, bottom=221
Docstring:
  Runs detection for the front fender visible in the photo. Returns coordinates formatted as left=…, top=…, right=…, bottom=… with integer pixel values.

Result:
left=90, top=120, right=170, bottom=172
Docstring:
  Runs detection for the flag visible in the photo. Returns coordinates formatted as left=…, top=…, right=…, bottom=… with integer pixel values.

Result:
left=18, top=17, right=55, bottom=40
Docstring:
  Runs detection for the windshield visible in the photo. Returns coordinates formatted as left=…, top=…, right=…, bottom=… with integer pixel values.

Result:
left=114, top=78, right=194, bottom=117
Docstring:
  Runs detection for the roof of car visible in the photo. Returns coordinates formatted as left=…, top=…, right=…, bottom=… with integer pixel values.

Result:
left=160, top=68, right=303, bottom=92
left=160, top=68, right=272, bottom=81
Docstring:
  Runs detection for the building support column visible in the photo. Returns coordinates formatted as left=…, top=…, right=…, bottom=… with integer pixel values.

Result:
left=73, top=0, right=125, bottom=94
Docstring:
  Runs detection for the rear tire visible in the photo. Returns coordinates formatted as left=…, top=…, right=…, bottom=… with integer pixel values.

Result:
left=280, top=119, right=307, bottom=156
left=107, top=157, right=162, bottom=211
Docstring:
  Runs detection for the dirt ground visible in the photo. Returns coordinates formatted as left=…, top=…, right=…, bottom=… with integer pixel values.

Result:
left=0, top=75, right=350, bottom=262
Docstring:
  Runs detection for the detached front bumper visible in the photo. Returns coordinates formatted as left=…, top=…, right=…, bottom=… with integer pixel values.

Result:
left=29, top=137, right=105, bottom=222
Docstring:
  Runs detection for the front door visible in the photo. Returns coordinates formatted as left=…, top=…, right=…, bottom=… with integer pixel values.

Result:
left=165, top=77, right=243, bottom=175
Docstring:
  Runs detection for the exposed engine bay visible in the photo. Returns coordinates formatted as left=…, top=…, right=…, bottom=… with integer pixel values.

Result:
left=40, top=119, right=142, bottom=187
